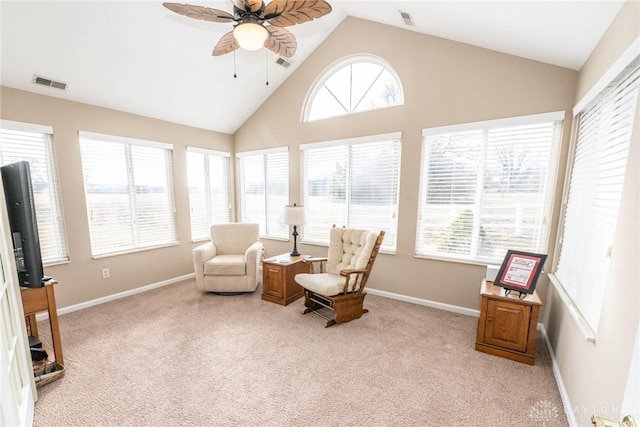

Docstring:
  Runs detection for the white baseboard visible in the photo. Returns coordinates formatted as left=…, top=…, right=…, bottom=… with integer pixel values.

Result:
left=35, top=273, right=195, bottom=321
left=366, top=287, right=481, bottom=318
left=538, top=324, right=578, bottom=427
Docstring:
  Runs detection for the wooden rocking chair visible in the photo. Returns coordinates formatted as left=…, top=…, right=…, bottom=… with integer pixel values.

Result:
left=294, top=228, right=385, bottom=327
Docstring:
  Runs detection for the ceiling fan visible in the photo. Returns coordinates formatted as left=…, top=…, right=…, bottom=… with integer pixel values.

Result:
left=163, top=0, right=332, bottom=58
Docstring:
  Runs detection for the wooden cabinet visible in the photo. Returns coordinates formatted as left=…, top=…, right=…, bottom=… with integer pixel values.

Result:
left=476, top=280, right=541, bottom=365
left=21, top=280, right=64, bottom=365
left=261, top=253, right=310, bottom=306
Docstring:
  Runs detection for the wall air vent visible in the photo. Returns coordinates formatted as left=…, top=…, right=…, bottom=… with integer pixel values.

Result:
left=398, top=10, right=415, bottom=27
left=33, top=75, right=68, bottom=91
left=275, top=57, right=292, bottom=68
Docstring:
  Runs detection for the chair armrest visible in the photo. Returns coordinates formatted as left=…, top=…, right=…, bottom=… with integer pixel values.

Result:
left=193, top=242, right=217, bottom=287
left=339, top=268, right=367, bottom=277
left=245, top=241, right=264, bottom=281
left=193, top=241, right=217, bottom=265
left=303, top=257, right=328, bottom=274
left=304, top=257, right=328, bottom=262
left=339, top=268, right=368, bottom=294
left=244, top=241, right=263, bottom=261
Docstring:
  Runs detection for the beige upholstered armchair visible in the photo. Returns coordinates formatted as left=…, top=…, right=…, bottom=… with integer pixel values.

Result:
left=295, top=227, right=384, bottom=327
left=193, top=223, right=263, bottom=293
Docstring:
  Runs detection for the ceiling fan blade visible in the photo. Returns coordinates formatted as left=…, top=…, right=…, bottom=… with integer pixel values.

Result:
left=246, top=0, right=264, bottom=13
left=163, top=3, right=234, bottom=23
left=264, top=0, right=331, bottom=27
left=229, top=0, right=262, bottom=13
left=230, top=0, right=245, bottom=11
left=212, top=31, right=240, bottom=56
left=264, top=26, right=297, bottom=58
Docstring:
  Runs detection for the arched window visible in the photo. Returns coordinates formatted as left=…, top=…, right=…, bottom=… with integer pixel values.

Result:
left=303, top=56, right=404, bottom=122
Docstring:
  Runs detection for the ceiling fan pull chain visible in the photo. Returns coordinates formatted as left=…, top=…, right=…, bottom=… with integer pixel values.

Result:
left=233, top=49, right=237, bottom=79
left=265, top=49, right=269, bottom=86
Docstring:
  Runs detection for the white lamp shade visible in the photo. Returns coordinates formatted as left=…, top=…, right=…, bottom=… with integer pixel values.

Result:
left=233, top=22, right=268, bottom=51
left=284, top=205, right=306, bottom=226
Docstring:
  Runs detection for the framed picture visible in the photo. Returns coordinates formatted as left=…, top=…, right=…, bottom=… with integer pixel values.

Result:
left=494, top=250, right=547, bottom=295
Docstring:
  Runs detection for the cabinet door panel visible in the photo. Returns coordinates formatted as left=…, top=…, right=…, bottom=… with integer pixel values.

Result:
left=485, top=300, right=530, bottom=352
left=263, top=266, right=283, bottom=298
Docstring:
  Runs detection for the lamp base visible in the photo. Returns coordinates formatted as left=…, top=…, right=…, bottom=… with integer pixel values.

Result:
left=290, top=225, right=300, bottom=257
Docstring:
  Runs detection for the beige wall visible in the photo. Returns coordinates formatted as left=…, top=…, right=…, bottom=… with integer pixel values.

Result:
left=235, top=16, right=578, bottom=311
left=0, top=86, right=233, bottom=308
left=576, top=1, right=640, bottom=102
left=545, top=1, right=640, bottom=424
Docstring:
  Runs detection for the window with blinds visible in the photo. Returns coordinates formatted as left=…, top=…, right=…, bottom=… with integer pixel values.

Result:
left=186, top=148, right=232, bottom=241
left=79, top=132, right=177, bottom=256
left=417, top=112, right=563, bottom=263
left=237, top=148, right=288, bottom=239
left=0, top=120, right=68, bottom=264
left=554, top=55, right=640, bottom=333
left=300, top=133, right=401, bottom=251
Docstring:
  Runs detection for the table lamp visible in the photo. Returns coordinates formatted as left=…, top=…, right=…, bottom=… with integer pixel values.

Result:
left=284, top=203, right=305, bottom=256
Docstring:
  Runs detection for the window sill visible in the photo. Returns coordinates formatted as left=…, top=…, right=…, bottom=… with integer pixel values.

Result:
left=413, top=253, right=495, bottom=268
left=260, top=236, right=289, bottom=243
left=548, top=273, right=597, bottom=344
left=91, top=241, right=180, bottom=259
left=43, top=258, right=71, bottom=268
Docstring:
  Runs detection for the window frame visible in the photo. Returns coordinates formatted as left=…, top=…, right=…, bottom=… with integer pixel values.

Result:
left=0, top=119, right=69, bottom=265
left=236, top=147, right=289, bottom=240
left=186, top=147, right=233, bottom=242
left=302, top=54, right=404, bottom=123
left=549, top=52, right=640, bottom=341
left=79, top=131, right=178, bottom=258
left=416, top=111, right=565, bottom=265
left=300, top=132, right=402, bottom=253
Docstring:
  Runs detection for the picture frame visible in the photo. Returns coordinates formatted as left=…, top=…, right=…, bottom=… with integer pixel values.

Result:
left=494, top=250, right=547, bottom=295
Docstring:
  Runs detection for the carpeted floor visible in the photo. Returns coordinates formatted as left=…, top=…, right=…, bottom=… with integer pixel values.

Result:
left=33, top=280, right=568, bottom=426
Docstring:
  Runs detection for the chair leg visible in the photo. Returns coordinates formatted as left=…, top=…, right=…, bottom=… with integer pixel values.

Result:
left=332, top=293, right=368, bottom=325
left=302, top=290, right=323, bottom=315
left=303, top=290, right=369, bottom=327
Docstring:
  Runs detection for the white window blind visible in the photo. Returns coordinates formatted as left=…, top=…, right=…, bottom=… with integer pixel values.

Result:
left=79, top=132, right=177, bottom=256
left=417, top=112, right=563, bottom=263
left=555, top=55, right=640, bottom=333
left=301, top=133, right=401, bottom=251
left=237, top=148, right=288, bottom=239
left=0, top=120, right=68, bottom=264
left=186, top=148, right=232, bottom=241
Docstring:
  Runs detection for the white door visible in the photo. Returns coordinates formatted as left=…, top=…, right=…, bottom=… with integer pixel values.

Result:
left=0, top=179, right=36, bottom=426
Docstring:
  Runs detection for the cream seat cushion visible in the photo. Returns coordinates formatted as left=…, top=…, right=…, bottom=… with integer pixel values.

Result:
left=204, top=255, right=247, bottom=276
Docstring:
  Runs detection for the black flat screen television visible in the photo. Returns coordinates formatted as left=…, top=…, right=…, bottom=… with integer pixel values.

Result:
left=1, top=161, right=45, bottom=288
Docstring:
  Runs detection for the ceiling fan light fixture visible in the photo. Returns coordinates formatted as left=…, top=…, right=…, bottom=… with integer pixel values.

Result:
left=233, top=22, right=268, bottom=51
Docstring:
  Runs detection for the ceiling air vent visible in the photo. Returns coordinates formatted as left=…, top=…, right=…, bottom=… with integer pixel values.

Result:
left=33, top=75, right=68, bottom=91
left=275, top=57, right=292, bottom=68
left=398, top=10, right=415, bottom=27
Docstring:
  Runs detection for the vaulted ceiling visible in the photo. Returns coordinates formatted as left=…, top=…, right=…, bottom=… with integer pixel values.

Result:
left=0, top=1, right=625, bottom=134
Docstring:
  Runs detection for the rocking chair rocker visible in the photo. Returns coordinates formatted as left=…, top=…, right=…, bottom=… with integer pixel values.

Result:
left=294, top=227, right=384, bottom=327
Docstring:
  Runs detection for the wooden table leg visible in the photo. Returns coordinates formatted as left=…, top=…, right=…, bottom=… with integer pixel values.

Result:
left=45, top=285, right=64, bottom=365
left=27, top=313, right=39, bottom=338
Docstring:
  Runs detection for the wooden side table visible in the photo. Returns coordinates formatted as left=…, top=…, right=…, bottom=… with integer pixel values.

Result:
left=262, top=253, right=310, bottom=306
left=21, top=280, right=64, bottom=365
left=475, top=279, right=542, bottom=365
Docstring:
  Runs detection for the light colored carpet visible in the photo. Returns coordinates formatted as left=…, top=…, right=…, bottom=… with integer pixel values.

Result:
left=33, top=280, right=568, bottom=426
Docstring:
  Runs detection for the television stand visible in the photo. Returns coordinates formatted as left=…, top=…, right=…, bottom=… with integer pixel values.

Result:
left=20, top=279, right=64, bottom=365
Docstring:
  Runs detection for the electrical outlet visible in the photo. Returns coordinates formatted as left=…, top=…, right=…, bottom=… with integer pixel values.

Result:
left=102, top=268, right=110, bottom=279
